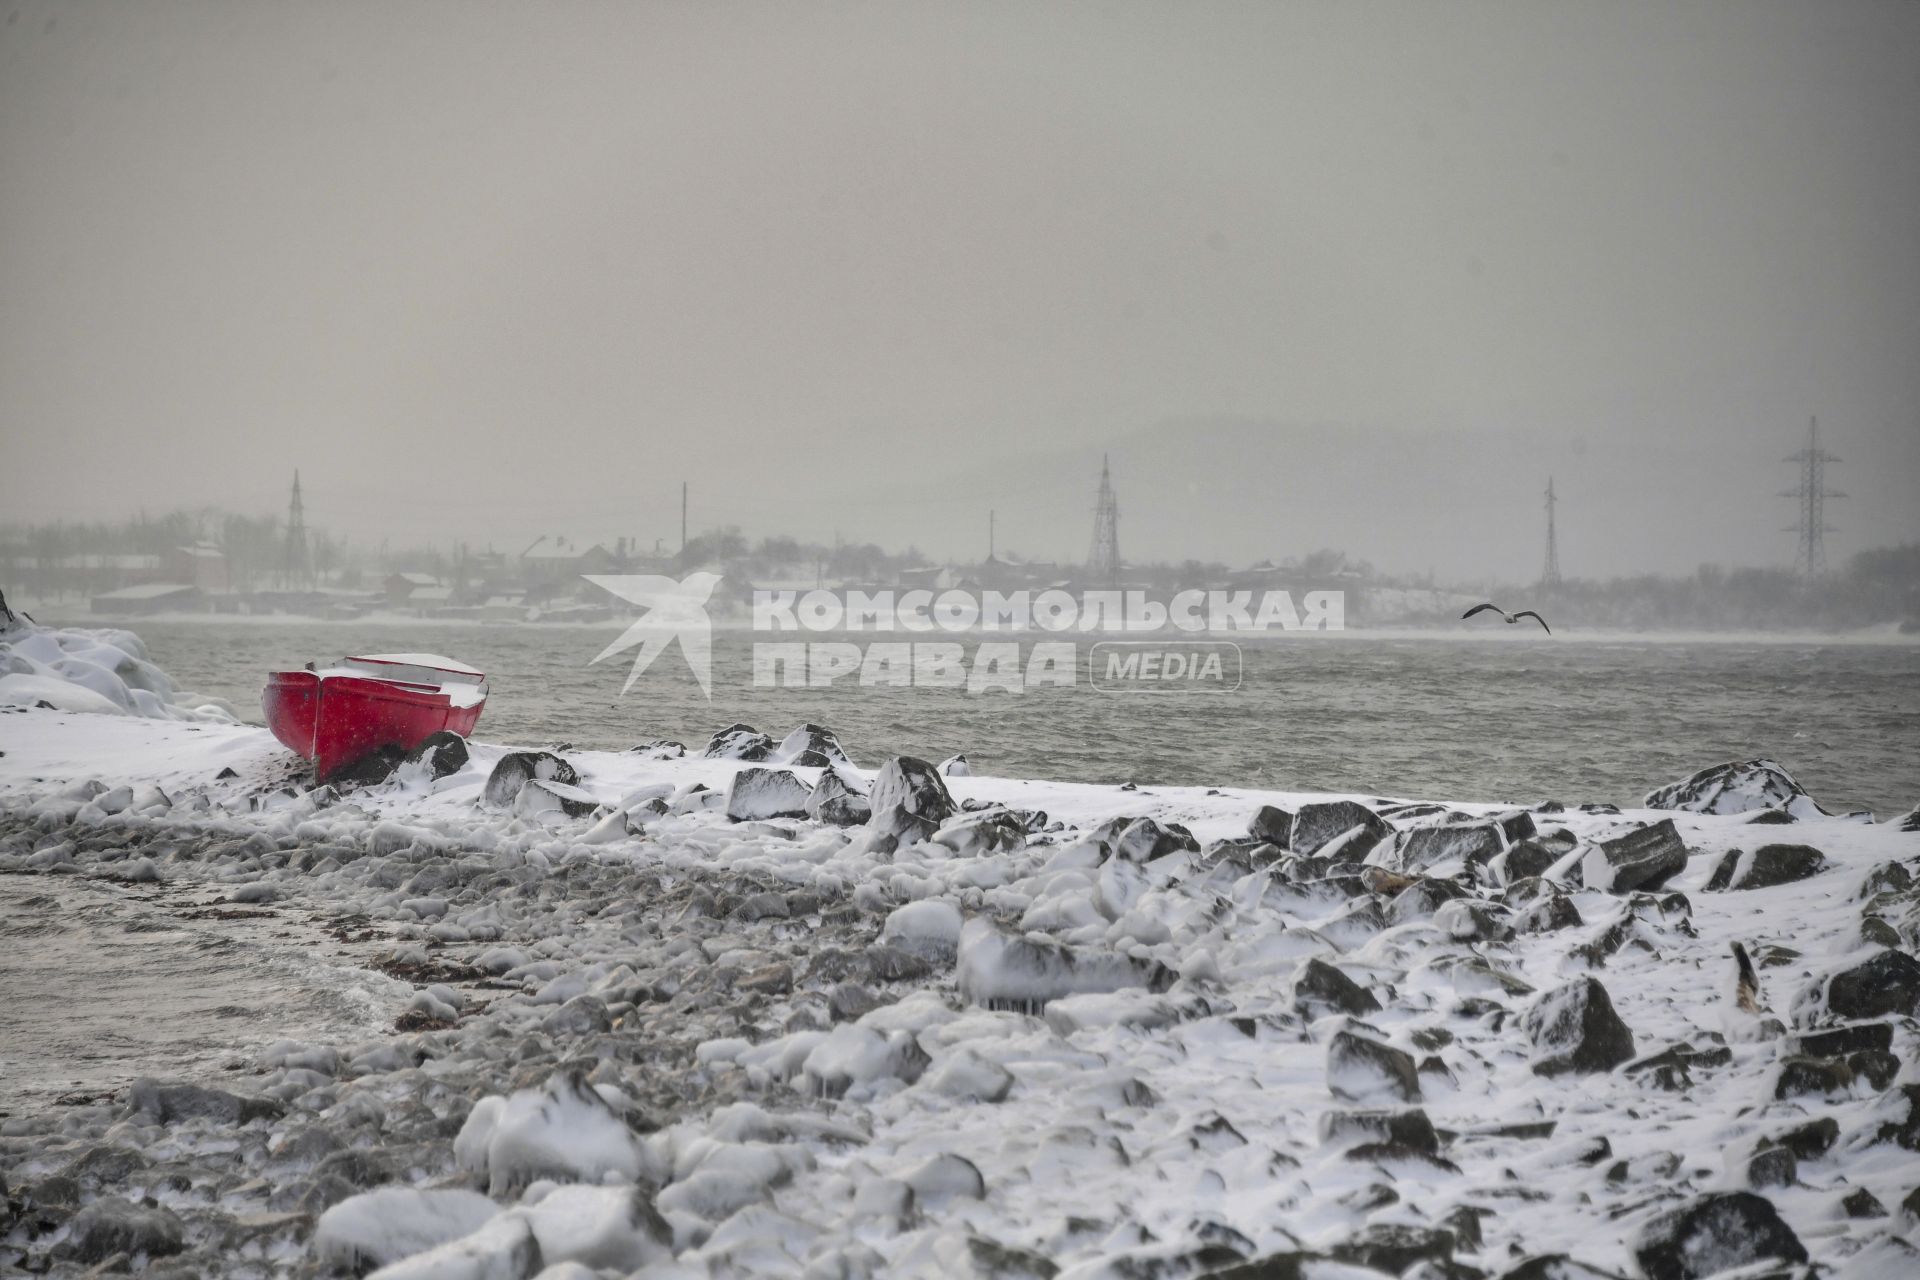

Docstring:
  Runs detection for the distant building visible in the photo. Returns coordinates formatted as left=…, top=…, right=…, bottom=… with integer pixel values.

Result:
left=91, top=583, right=200, bottom=615
left=385, top=571, right=441, bottom=608
left=167, top=543, right=230, bottom=593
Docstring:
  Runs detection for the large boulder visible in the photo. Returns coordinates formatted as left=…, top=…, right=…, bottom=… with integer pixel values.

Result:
left=807, top=765, right=872, bottom=827
left=1703, top=843, right=1826, bottom=891
left=724, top=767, right=813, bottom=822
left=1632, top=1191, right=1807, bottom=1280
left=1292, top=801, right=1391, bottom=857
left=1248, top=804, right=1294, bottom=848
left=1327, top=1031, right=1420, bottom=1103
left=1819, top=949, right=1920, bottom=1019
left=483, top=750, right=579, bottom=808
left=868, top=756, right=956, bottom=827
left=704, top=723, right=775, bottom=761
left=1645, top=759, right=1827, bottom=819
left=1581, top=820, right=1687, bottom=894
left=1523, top=977, right=1634, bottom=1075
left=1292, top=958, right=1381, bottom=1018
left=1381, top=820, right=1508, bottom=873
left=403, top=730, right=470, bottom=780
left=1096, top=816, right=1199, bottom=863
left=772, top=722, right=853, bottom=768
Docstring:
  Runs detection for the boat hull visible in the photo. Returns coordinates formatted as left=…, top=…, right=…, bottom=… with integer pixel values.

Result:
left=263, top=670, right=484, bottom=782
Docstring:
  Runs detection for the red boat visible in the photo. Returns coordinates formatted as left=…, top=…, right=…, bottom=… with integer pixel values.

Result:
left=263, top=653, right=488, bottom=782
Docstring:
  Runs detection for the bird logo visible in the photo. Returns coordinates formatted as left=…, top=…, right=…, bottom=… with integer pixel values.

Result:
left=583, top=572, right=722, bottom=700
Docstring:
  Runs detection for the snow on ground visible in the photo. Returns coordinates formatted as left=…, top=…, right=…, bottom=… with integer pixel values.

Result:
left=0, top=626, right=1917, bottom=1279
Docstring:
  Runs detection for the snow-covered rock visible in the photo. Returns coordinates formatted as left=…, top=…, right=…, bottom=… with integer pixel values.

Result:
left=724, top=767, right=813, bottom=822
left=315, top=1187, right=501, bottom=1272
left=867, top=755, right=956, bottom=826
left=1645, top=759, right=1829, bottom=819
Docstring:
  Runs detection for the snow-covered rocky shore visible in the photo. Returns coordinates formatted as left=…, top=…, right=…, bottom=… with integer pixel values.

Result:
left=1, top=627, right=1917, bottom=1279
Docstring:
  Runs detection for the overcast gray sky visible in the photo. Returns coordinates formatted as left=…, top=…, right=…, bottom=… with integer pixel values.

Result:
left=3, top=0, right=1916, bottom=579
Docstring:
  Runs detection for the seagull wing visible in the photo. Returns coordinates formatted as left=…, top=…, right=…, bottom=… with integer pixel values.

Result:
left=1461, top=602, right=1501, bottom=621
left=1513, top=610, right=1551, bottom=633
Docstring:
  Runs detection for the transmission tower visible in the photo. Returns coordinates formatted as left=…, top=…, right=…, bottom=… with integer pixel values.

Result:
left=1540, top=476, right=1563, bottom=588
left=1781, top=417, right=1843, bottom=577
left=1086, top=455, right=1121, bottom=584
left=284, top=470, right=311, bottom=590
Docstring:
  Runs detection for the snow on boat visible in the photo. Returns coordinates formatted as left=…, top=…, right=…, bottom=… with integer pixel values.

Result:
left=263, top=653, right=487, bottom=782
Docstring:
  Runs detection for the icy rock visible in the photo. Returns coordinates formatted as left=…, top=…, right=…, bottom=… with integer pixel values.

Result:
left=1100, top=816, right=1199, bottom=863
left=868, top=755, right=956, bottom=826
left=1632, top=1191, right=1807, bottom=1280
left=515, top=779, right=600, bottom=820
left=125, top=1078, right=282, bottom=1126
left=405, top=730, right=471, bottom=779
left=479, top=1069, right=654, bottom=1194
left=923, top=1049, right=1015, bottom=1102
left=880, top=899, right=964, bottom=959
left=366, top=1213, right=540, bottom=1280
left=1318, top=1108, right=1439, bottom=1155
left=1330, top=1223, right=1457, bottom=1274
left=1291, top=800, right=1391, bottom=856
left=315, top=1187, right=502, bottom=1272
left=1487, top=842, right=1559, bottom=886
left=1645, top=759, right=1829, bottom=818
left=869, top=803, right=940, bottom=847
left=807, top=766, right=872, bottom=827
left=520, top=1184, right=671, bottom=1271
left=939, top=753, right=971, bottom=776
left=1382, top=820, right=1507, bottom=873
left=724, top=767, right=813, bottom=822
left=865, top=943, right=934, bottom=982
left=1581, top=820, right=1687, bottom=894
left=1292, top=958, right=1381, bottom=1018
left=66, top=1195, right=185, bottom=1263
left=800, top=1024, right=929, bottom=1098
left=704, top=723, right=774, bottom=761
left=772, top=722, right=853, bottom=768
left=1327, top=1030, right=1421, bottom=1103
left=628, top=738, right=685, bottom=759
left=932, top=808, right=1027, bottom=857
left=903, top=1152, right=985, bottom=1202
left=1523, top=977, right=1634, bottom=1075
left=1818, top=948, right=1920, bottom=1019
left=333, top=744, right=407, bottom=787
left=1702, top=843, right=1826, bottom=891
left=1247, top=803, right=1294, bottom=848
left=956, top=917, right=1172, bottom=1011
left=484, top=752, right=580, bottom=808
left=1874, top=1084, right=1920, bottom=1150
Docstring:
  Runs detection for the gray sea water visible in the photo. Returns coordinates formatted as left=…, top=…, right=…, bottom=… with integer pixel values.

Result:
left=4, top=620, right=1914, bottom=1111
left=125, top=619, right=1920, bottom=814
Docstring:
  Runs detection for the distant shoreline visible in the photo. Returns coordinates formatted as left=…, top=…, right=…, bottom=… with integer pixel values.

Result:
left=14, top=602, right=1919, bottom=648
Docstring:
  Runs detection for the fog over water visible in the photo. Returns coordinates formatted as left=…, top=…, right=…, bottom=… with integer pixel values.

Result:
left=4, top=1, right=1918, bottom=578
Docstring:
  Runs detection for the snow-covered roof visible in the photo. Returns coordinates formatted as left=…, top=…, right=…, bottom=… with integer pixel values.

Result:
left=390, top=572, right=440, bottom=586
left=91, top=582, right=198, bottom=600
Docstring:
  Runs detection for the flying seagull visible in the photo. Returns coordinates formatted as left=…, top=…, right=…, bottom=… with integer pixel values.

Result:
left=1462, top=602, right=1551, bottom=633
